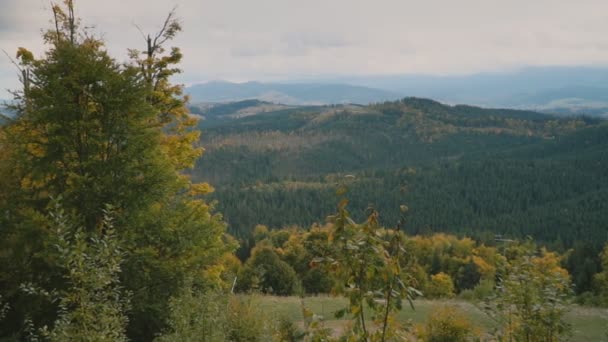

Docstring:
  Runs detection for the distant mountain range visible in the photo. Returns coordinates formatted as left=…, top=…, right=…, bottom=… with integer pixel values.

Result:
left=186, top=66, right=608, bottom=117
left=186, top=81, right=400, bottom=105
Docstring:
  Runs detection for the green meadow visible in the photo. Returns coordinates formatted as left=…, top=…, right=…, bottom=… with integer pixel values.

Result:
left=254, top=296, right=608, bottom=341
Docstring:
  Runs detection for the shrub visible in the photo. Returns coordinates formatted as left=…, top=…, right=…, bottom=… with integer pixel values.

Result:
left=273, top=316, right=305, bottom=342
left=458, top=289, right=474, bottom=301
left=158, top=290, right=274, bottom=342
left=226, top=295, right=271, bottom=341
left=155, top=285, right=227, bottom=342
left=472, top=278, right=494, bottom=301
left=302, top=268, right=333, bottom=295
left=426, top=273, right=455, bottom=299
left=236, top=247, right=298, bottom=295
left=417, top=306, right=479, bottom=342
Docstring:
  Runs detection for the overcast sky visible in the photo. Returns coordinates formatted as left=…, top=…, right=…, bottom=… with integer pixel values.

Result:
left=2, top=0, right=608, bottom=97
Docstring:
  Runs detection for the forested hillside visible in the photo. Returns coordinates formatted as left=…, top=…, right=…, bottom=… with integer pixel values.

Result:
left=191, top=99, right=608, bottom=292
left=193, top=98, right=605, bottom=240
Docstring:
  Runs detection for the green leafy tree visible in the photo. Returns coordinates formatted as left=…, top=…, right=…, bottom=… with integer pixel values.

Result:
left=236, top=247, right=298, bottom=295
left=487, top=244, right=573, bottom=342
left=19, top=201, right=129, bottom=342
left=315, top=195, right=419, bottom=341
left=0, top=1, right=230, bottom=339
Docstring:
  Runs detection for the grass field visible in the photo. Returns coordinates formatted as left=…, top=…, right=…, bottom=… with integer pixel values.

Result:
left=253, top=295, right=608, bottom=341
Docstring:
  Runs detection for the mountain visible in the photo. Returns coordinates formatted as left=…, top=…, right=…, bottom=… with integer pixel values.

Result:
left=187, top=67, right=608, bottom=116
left=191, top=98, right=608, bottom=257
left=189, top=99, right=296, bottom=125
left=301, top=66, right=608, bottom=117
left=186, top=81, right=401, bottom=105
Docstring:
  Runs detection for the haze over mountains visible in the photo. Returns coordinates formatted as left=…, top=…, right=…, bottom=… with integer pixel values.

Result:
left=186, top=81, right=400, bottom=105
left=186, top=66, right=608, bottom=117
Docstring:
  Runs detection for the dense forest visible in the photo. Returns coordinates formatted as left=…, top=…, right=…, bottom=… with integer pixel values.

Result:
left=1, top=1, right=608, bottom=341
left=191, top=98, right=608, bottom=295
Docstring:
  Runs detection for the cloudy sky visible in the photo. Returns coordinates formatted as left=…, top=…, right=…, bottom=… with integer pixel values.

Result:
left=1, top=0, right=608, bottom=96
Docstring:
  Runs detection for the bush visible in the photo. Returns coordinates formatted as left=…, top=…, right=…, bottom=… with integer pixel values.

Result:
left=226, top=296, right=271, bottom=341
left=472, top=278, right=494, bottom=301
left=417, top=306, right=479, bottom=342
left=155, top=285, right=227, bottom=342
left=425, top=273, right=455, bottom=299
left=302, top=268, right=333, bottom=295
left=575, top=291, right=603, bottom=307
left=273, top=317, right=305, bottom=342
left=236, top=247, right=298, bottom=295
left=157, top=290, right=275, bottom=342
left=458, top=289, right=474, bottom=301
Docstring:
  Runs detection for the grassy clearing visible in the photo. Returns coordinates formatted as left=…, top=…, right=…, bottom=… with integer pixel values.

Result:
left=253, top=295, right=608, bottom=341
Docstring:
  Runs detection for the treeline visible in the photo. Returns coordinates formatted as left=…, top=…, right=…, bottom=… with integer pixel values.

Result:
left=232, top=198, right=608, bottom=317
left=234, top=220, right=583, bottom=301
left=231, top=199, right=579, bottom=340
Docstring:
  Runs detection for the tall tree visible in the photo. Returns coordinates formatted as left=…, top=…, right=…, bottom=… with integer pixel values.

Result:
left=0, top=1, right=231, bottom=339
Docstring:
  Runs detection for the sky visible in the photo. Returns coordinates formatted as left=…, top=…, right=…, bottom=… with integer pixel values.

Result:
left=2, top=0, right=608, bottom=97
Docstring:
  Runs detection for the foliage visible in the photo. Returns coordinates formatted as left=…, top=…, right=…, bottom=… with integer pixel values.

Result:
left=273, top=316, right=306, bottom=342
left=426, top=273, right=456, bottom=299
left=236, top=226, right=334, bottom=295
left=20, top=201, right=130, bottom=341
left=0, top=1, right=231, bottom=339
left=315, top=196, right=419, bottom=341
left=236, top=247, right=299, bottom=295
left=592, top=243, right=608, bottom=306
left=486, top=244, right=573, bottom=341
left=471, top=279, right=495, bottom=301
left=155, top=284, right=227, bottom=342
left=226, top=295, right=272, bottom=342
left=416, top=305, right=480, bottom=342
left=300, top=299, right=334, bottom=342
left=157, top=287, right=284, bottom=342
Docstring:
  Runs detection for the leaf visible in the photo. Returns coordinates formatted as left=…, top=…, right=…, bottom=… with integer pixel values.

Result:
left=16, top=47, right=34, bottom=64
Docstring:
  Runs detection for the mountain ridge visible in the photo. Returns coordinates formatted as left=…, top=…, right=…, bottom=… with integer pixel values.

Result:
left=186, top=66, right=608, bottom=116
left=186, top=81, right=402, bottom=105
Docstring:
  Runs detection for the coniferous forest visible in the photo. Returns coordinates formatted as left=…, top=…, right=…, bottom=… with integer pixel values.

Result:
left=1, top=1, right=608, bottom=341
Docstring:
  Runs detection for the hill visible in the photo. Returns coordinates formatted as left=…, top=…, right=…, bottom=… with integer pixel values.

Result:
left=186, top=81, right=401, bottom=105
left=191, top=98, right=608, bottom=292
left=192, top=97, right=606, bottom=242
left=189, top=99, right=295, bottom=124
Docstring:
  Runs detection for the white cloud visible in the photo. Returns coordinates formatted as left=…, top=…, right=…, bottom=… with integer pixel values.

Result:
left=1, top=0, right=608, bottom=96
